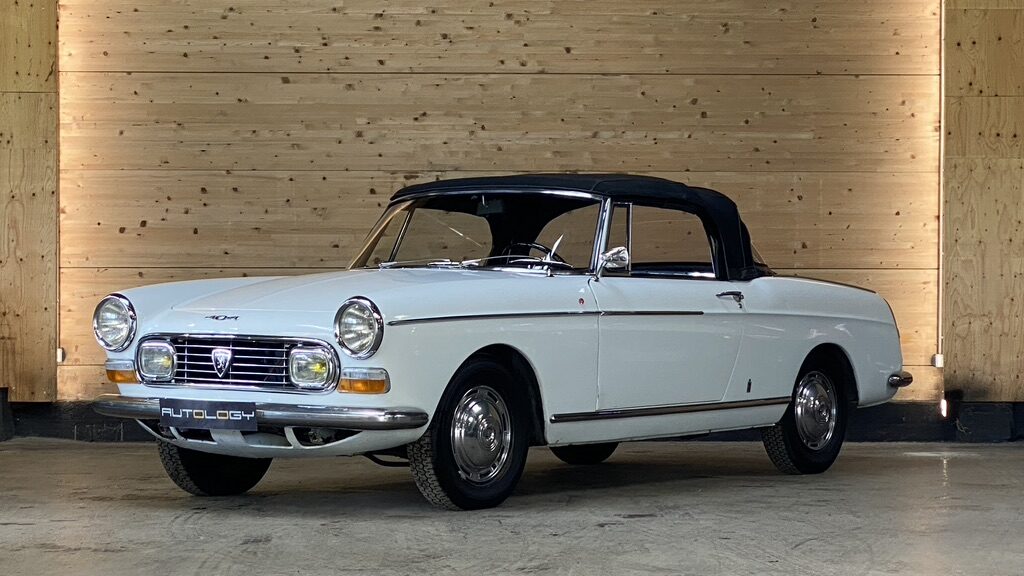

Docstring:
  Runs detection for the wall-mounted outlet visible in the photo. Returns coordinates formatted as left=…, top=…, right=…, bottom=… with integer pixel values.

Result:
left=932, top=353, right=944, bottom=369
left=56, top=347, right=66, bottom=363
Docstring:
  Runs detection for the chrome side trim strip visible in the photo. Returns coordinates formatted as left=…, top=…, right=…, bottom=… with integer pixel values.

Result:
left=549, top=397, right=790, bottom=424
left=600, top=311, right=704, bottom=317
left=387, top=310, right=704, bottom=327
left=387, top=311, right=601, bottom=326
left=92, top=394, right=429, bottom=431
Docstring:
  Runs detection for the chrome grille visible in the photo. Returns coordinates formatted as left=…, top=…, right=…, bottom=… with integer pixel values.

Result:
left=139, top=335, right=335, bottom=392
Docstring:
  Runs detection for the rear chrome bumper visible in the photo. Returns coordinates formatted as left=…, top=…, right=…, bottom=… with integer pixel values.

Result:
left=887, top=371, right=914, bottom=388
left=93, top=394, right=428, bottom=431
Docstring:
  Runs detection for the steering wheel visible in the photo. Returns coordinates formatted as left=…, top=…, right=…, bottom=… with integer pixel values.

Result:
left=504, top=241, right=569, bottom=265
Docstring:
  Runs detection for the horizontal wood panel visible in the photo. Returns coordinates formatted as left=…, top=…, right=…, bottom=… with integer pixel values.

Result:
left=776, top=269, right=938, bottom=368
left=61, top=267, right=936, bottom=367
left=942, top=158, right=1024, bottom=401
left=946, top=96, right=1024, bottom=158
left=1, top=94, right=58, bottom=402
left=60, top=73, right=940, bottom=172
left=57, top=365, right=114, bottom=401
left=946, top=8, right=1024, bottom=97
left=60, top=170, right=938, bottom=269
left=0, top=0, right=57, bottom=92
left=59, top=0, right=939, bottom=75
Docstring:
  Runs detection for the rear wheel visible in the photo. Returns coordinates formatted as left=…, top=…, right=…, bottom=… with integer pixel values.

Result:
left=762, top=357, right=849, bottom=475
left=157, top=441, right=272, bottom=496
left=408, top=357, right=530, bottom=510
left=550, top=443, right=618, bottom=465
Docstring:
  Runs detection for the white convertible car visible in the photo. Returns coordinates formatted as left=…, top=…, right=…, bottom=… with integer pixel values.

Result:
left=94, top=174, right=912, bottom=510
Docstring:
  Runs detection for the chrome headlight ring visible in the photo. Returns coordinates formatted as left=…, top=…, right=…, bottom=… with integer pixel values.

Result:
left=93, top=294, right=137, bottom=352
left=334, top=297, right=384, bottom=359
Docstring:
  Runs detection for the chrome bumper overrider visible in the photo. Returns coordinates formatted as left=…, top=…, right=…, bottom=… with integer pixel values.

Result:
left=887, top=371, right=914, bottom=388
left=93, top=394, right=428, bottom=431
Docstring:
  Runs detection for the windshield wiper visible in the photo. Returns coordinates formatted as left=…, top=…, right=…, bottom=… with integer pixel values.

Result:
left=378, top=258, right=459, bottom=269
left=461, top=254, right=573, bottom=270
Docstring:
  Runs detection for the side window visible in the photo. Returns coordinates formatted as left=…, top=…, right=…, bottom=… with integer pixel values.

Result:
left=627, top=204, right=715, bottom=278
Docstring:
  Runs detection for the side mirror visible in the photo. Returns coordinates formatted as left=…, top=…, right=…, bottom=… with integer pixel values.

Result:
left=596, top=246, right=629, bottom=278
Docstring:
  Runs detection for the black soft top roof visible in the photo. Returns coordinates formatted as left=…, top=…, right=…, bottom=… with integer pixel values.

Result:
left=391, top=174, right=761, bottom=280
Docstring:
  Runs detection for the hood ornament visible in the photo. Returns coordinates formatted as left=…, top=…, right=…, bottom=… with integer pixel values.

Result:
left=211, top=348, right=233, bottom=378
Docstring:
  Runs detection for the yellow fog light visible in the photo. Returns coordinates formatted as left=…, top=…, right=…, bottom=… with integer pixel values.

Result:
left=104, top=360, right=139, bottom=384
left=138, top=341, right=176, bottom=381
left=339, top=367, right=390, bottom=394
left=288, top=347, right=335, bottom=390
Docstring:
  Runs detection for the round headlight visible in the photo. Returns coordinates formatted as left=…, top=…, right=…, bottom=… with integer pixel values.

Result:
left=93, top=295, right=137, bottom=352
left=334, top=297, right=383, bottom=359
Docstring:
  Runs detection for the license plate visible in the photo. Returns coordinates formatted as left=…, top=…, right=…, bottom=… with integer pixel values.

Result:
left=159, top=399, right=258, bottom=431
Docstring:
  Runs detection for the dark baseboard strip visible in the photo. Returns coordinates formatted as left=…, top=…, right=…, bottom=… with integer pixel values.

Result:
left=9, top=401, right=153, bottom=442
left=4, top=400, right=1023, bottom=443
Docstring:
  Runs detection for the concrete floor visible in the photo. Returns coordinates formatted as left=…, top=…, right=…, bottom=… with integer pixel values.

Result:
left=1, top=440, right=1022, bottom=576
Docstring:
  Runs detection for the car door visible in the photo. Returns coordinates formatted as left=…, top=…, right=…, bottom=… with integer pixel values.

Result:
left=590, top=202, right=745, bottom=409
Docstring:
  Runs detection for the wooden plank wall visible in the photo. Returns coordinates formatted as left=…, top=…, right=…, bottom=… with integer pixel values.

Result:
left=57, top=0, right=942, bottom=401
left=944, top=0, right=1024, bottom=401
left=0, top=0, right=59, bottom=401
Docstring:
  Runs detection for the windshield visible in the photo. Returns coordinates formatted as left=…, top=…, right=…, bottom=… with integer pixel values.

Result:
left=351, top=192, right=603, bottom=272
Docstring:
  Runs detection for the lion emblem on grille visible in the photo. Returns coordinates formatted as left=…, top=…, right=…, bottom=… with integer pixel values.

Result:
left=211, top=348, right=233, bottom=378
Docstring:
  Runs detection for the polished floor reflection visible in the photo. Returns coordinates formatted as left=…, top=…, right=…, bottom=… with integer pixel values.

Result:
left=1, top=439, right=1022, bottom=575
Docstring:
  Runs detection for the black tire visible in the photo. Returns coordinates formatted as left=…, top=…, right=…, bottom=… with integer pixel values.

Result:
left=762, top=354, right=849, bottom=475
left=407, top=356, right=530, bottom=510
left=550, top=443, right=618, bottom=465
left=157, top=441, right=272, bottom=496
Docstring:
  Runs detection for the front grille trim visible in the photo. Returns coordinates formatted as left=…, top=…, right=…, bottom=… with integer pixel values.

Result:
left=137, top=333, right=339, bottom=394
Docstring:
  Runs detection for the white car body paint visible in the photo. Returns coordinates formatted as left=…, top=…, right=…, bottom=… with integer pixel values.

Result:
left=104, top=265, right=903, bottom=459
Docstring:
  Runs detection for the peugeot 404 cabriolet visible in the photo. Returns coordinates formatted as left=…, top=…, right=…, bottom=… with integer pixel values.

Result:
left=94, top=174, right=911, bottom=509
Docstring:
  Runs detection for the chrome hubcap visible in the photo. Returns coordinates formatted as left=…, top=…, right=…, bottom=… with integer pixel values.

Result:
left=793, top=371, right=838, bottom=451
left=450, top=386, right=513, bottom=484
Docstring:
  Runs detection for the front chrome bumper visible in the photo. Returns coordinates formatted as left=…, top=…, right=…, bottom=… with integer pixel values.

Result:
left=93, top=394, right=428, bottom=431
left=887, top=371, right=914, bottom=388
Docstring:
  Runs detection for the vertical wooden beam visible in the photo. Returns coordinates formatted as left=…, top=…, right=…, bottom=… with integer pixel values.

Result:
left=1, top=0, right=59, bottom=402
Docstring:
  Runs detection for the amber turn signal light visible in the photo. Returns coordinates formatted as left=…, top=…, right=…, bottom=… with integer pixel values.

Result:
left=106, top=369, right=139, bottom=384
left=338, top=368, right=390, bottom=394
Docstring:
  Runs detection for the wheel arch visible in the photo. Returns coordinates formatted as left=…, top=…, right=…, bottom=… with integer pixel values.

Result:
left=456, top=344, right=547, bottom=446
left=802, top=343, right=859, bottom=405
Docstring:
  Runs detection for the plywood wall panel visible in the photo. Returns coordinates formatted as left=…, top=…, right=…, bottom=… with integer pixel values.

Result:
left=943, top=5, right=1024, bottom=402
left=59, top=72, right=940, bottom=173
left=946, top=8, right=1024, bottom=97
left=946, top=96, right=1024, bottom=158
left=59, top=0, right=939, bottom=75
left=1, top=94, right=58, bottom=401
left=0, top=0, right=57, bottom=92
left=60, top=169, right=938, bottom=270
left=943, top=158, right=1024, bottom=401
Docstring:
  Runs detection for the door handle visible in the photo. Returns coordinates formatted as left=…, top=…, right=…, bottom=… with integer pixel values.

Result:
left=716, top=291, right=744, bottom=308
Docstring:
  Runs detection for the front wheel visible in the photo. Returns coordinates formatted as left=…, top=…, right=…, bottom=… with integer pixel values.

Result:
left=407, top=357, right=529, bottom=510
left=762, top=359, right=849, bottom=475
left=157, top=441, right=272, bottom=496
